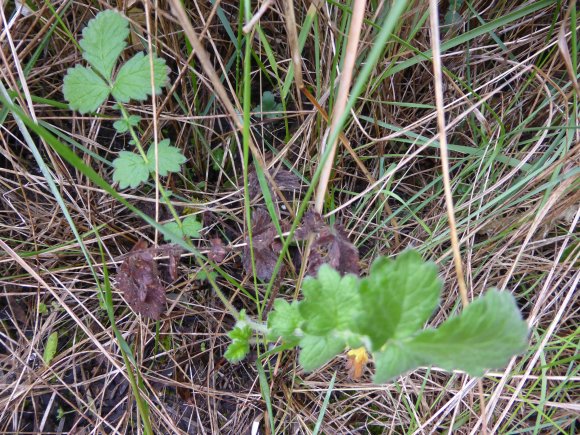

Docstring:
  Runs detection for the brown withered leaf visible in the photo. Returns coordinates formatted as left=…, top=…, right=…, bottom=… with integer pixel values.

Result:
left=248, top=166, right=300, bottom=200
left=117, top=240, right=166, bottom=320
left=208, top=237, right=228, bottom=263
left=242, top=209, right=282, bottom=281
left=308, top=224, right=359, bottom=277
left=294, top=210, right=326, bottom=240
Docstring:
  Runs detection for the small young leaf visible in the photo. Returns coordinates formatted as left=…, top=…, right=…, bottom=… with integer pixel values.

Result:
left=299, top=266, right=360, bottom=335
left=358, top=250, right=441, bottom=350
left=112, top=151, right=149, bottom=189
left=43, top=331, right=58, bottom=365
left=299, top=334, right=346, bottom=372
left=111, top=52, right=169, bottom=102
left=163, top=215, right=202, bottom=243
left=146, top=139, right=187, bottom=176
left=225, top=324, right=251, bottom=363
left=38, top=302, right=48, bottom=315
left=113, top=115, right=141, bottom=133
left=63, top=65, right=110, bottom=113
left=406, top=289, right=529, bottom=377
left=268, top=299, right=302, bottom=341
left=79, top=10, right=129, bottom=79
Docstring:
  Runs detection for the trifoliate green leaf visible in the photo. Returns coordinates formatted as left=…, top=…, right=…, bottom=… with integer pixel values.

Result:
left=79, top=10, right=129, bottom=79
left=63, top=65, right=110, bottom=113
left=373, top=341, right=425, bottom=383
left=225, top=324, right=251, bottom=363
left=112, top=151, right=149, bottom=189
left=299, top=265, right=361, bottom=335
left=358, top=250, right=441, bottom=350
left=111, top=52, right=169, bottom=103
left=43, top=331, right=58, bottom=365
left=268, top=299, right=302, bottom=342
left=299, top=334, right=346, bottom=372
left=146, top=139, right=187, bottom=176
left=163, top=215, right=202, bottom=243
left=407, top=289, right=529, bottom=377
left=113, top=115, right=141, bottom=133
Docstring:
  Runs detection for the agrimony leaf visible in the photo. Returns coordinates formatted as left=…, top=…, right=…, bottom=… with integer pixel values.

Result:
left=358, top=250, right=441, bottom=350
left=163, top=215, right=202, bottom=243
left=112, top=52, right=169, bottom=102
left=299, top=334, right=346, bottom=372
left=43, top=331, right=58, bottom=364
left=112, top=151, right=149, bottom=189
left=407, top=289, right=528, bottom=377
left=63, top=65, right=110, bottom=114
left=113, top=115, right=141, bottom=133
left=146, top=139, right=187, bottom=176
left=79, top=10, right=129, bottom=79
left=373, top=341, right=425, bottom=383
left=299, top=265, right=360, bottom=335
left=225, top=324, right=251, bottom=363
left=268, top=299, right=302, bottom=342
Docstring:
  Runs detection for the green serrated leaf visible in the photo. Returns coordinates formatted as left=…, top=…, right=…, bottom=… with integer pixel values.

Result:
left=299, top=265, right=361, bottom=335
left=146, top=139, right=187, bottom=176
left=112, top=151, right=149, bottom=189
left=113, top=115, right=141, bottom=133
left=225, top=324, right=251, bottom=363
left=299, top=334, right=346, bottom=372
left=358, top=250, right=441, bottom=350
left=111, top=52, right=169, bottom=103
left=43, top=331, right=58, bottom=364
left=224, top=339, right=250, bottom=363
left=407, top=290, right=529, bottom=377
left=268, top=299, right=302, bottom=341
left=63, top=65, right=110, bottom=114
left=163, top=215, right=202, bottom=243
left=79, top=10, right=129, bottom=79
left=38, top=303, right=48, bottom=315
left=373, top=341, right=425, bottom=383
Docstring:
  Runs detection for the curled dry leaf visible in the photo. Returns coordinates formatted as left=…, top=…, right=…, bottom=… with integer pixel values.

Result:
left=308, top=224, right=359, bottom=277
left=248, top=166, right=300, bottom=200
left=294, top=210, right=326, bottom=240
left=208, top=237, right=228, bottom=263
left=117, top=240, right=166, bottom=320
left=242, top=208, right=282, bottom=281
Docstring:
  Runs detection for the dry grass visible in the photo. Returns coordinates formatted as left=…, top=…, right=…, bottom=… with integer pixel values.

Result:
left=1, top=0, right=578, bottom=433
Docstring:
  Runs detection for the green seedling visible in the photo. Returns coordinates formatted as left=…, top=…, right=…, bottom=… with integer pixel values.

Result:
left=63, top=10, right=186, bottom=191
left=225, top=249, right=529, bottom=383
left=253, top=91, right=283, bottom=119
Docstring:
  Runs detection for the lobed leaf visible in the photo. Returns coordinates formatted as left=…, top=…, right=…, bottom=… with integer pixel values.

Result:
left=163, top=215, right=202, bottom=243
left=268, top=299, right=302, bottom=342
left=63, top=65, right=110, bottom=114
left=299, top=334, right=346, bottom=372
left=146, top=139, right=187, bottom=176
left=79, top=10, right=129, bottom=80
left=113, top=115, right=141, bottom=133
left=407, top=289, right=529, bottom=377
left=299, top=265, right=360, bottom=335
left=358, top=250, right=441, bottom=350
left=111, top=52, right=169, bottom=103
left=225, top=324, right=251, bottom=363
left=112, top=151, right=149, bottom=189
